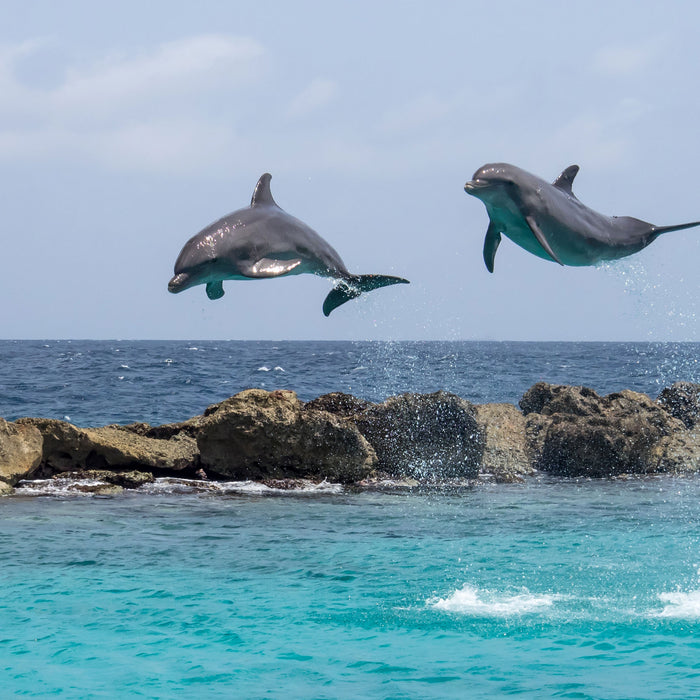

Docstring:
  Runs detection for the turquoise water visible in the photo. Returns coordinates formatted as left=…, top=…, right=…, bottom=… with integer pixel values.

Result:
left=3, top=340, right=700, bottom=697
left=3, top=477, right=700, bottom=698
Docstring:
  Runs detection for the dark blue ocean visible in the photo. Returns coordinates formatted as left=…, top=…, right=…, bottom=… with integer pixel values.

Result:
left=3, top=340, right=700, bottom=699
left=0, top=339, right=698, bottom=425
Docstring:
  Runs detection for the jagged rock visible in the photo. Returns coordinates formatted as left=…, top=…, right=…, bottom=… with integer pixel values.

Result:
left=0, top=418, right=43, bottom=486
left=56, top=470, right=155, bottom=488
left=475, top=403, right=535, bottom=482
left=0, top=481, right=13, bottom=496
left=73, top=483, right=123, bottom=495
left=197, top=389, right=376, bottom=482
left=305, top=392, right=374, bottom=418
left=520, top=384, right=685, bottom=477
left=15, top=419, right=82, bottom=472
left=17, top=418, right=198, bottom=473
left=50, top=474, right=124, bottom=496
left=351, top=391, right=484, bottom=479
left=657, top=382, right=700, bottom=429
left=116, top=415, right=207, bottom=440
left=83, top=428, right=197, bottom=472
left=520, top=382, right=602, bottom=417
left=645, top=428, right=700, bottom=473
left=10, top=382, right=700, bottom=489
left=524, top=413, right=552, bottom=466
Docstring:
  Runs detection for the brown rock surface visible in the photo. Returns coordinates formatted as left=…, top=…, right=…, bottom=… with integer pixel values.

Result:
left=657, top=382, right=700, bottom=429
left=0, top=418, right=43, bottom=486
left=305, top=392, right=374, bottom=418
left=56, top=469, right=155, bottom=488
left=18, top=418, right=198, bottom=473
left=645, top=428, right=700, bottom=473
left=520, top=383, right=685, bottom=477
left=352, top=391, right=484, bottom=479
left=520, top=382, right=602, bottom=417
left=475, top=403, right=535, bottom=482
left=197, top=389, right=376, bottom=482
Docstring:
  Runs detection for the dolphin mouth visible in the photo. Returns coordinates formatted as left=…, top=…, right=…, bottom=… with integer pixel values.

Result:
left=464, top=179, right=489, bottom=193
left=168, top=273, right=190, bottom=293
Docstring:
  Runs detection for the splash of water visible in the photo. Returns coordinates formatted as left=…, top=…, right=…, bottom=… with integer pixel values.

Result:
left=427, top=583, right=559, bottom=616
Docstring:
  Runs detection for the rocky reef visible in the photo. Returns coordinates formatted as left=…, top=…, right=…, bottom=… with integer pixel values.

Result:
left=2, top=382, right=700, bottom=495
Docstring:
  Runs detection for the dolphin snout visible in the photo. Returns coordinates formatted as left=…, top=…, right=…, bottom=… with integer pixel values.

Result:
left=464, top=179, right=487, bottom=193
left=168, top=273, right=190, bottom=294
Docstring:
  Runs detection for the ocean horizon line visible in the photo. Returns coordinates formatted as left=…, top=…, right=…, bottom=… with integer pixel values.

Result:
left=2, top=337, right=700, bottom=344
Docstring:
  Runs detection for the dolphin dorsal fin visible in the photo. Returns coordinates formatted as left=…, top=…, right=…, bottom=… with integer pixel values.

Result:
left=251, top=173, right=277, bottom=207
left=552, top=165, right=580, bottom=196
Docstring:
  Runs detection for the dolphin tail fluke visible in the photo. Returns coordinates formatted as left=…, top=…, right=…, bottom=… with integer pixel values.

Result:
left=652, top=221, right=700, bottom=236
left=322, top=274, right=410, bottom=316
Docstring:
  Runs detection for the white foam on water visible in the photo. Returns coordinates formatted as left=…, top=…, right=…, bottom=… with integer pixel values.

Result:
left=257, top=366, right=271, bottom=372
left=141, top=478, right=344, bottom=496
left=427, top=583, right=559, bottom=616
left=273, top=366, right=285, bottom=372
left=14, top=478, right=112, bottom=497
left=654, top=589, right=700, bottom=619
left=14, top=477, right=345, bottom=497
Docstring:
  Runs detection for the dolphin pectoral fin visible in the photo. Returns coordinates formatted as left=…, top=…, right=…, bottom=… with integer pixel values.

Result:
left=525, top=215, right=564, bottom=266
left=483, top=223, right=502, bottom=273
left=206, top=281, right=225, bottom=300
left=322, top=274, right=409, bottom=316
left=242, top=258, right=303, bottom=278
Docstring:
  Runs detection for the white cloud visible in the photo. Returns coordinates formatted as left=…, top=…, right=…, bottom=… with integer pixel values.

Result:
left=0, top=35, right=265, bottom=172
left=286, top=78, right=339, bottom=119
left=55, top=35, right=264, bottom=119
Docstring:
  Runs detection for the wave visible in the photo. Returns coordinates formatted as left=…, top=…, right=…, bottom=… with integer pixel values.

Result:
left=14, top=477, right=344, bottom=498
left=14, top=478, right=120, bottom=497
left=140, top=477, right=344, bottom=496
left=427, top=583, right=559, bottom=616
left=654, top=590, right=700, bottom=619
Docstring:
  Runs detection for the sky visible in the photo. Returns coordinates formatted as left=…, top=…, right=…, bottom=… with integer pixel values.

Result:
left=1, top=0, right=699, bottom=341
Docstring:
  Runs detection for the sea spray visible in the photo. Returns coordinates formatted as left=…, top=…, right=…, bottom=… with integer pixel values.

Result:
left=427, top=583, right=560, bottom=616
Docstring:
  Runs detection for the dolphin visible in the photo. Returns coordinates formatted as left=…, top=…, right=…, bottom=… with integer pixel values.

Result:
left=168, top=173, right=409, bottom=315
left=464, top=162, right=700, bottom=272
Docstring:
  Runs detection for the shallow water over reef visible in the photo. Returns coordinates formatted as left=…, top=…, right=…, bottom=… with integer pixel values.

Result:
left=3, top=477, right=700, bottom=698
